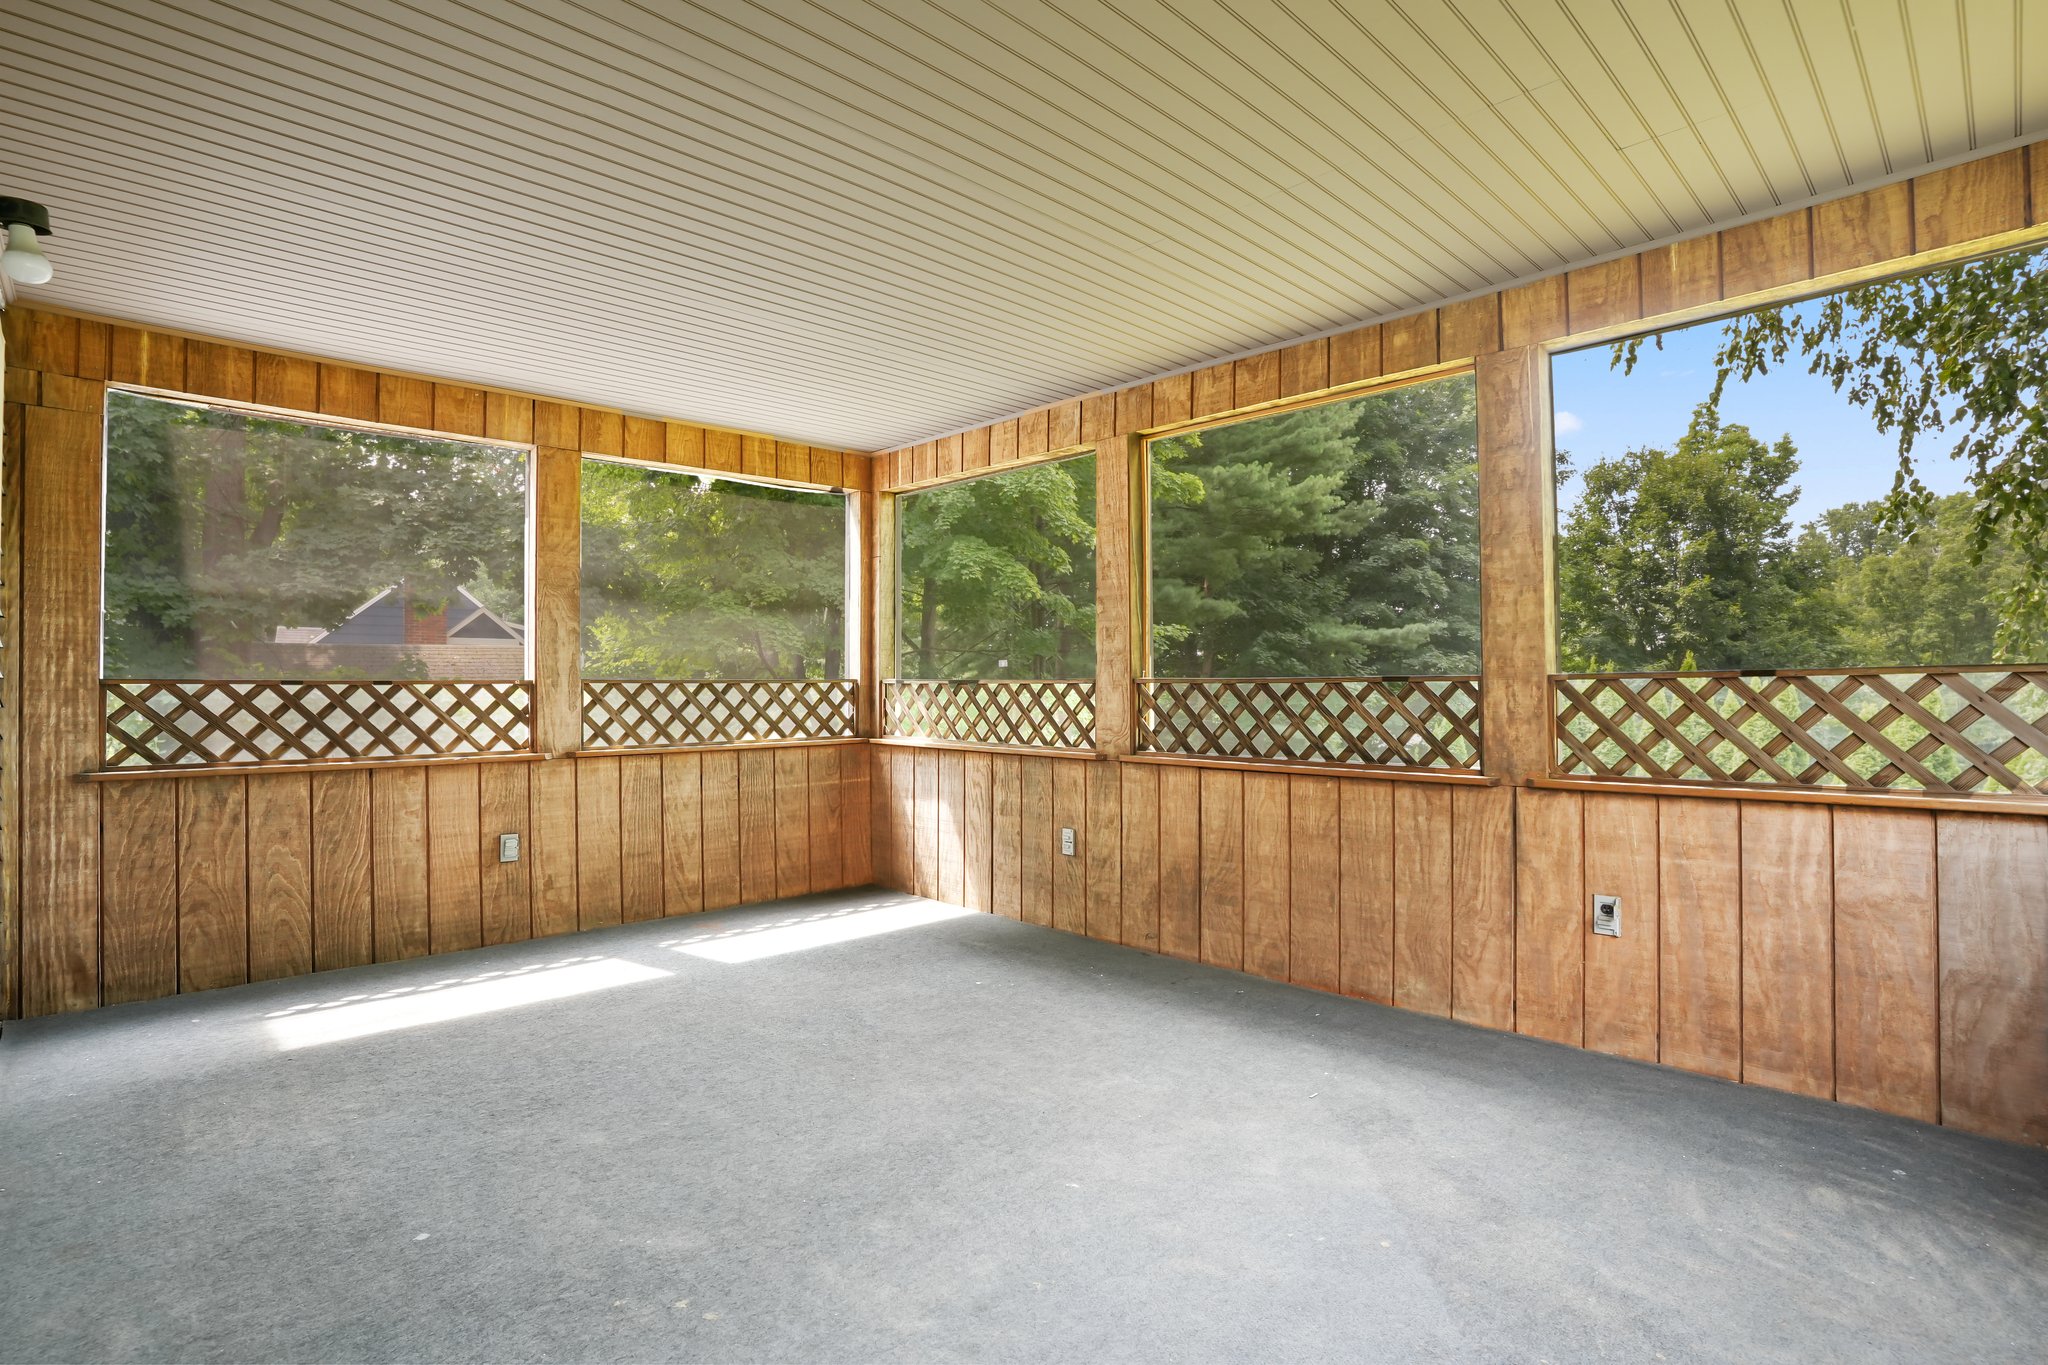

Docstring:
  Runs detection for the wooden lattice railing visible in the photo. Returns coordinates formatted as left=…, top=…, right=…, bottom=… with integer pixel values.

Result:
left=1554, top=667, right=2048, bottom=795
left=882, top=679, right=1095, bottom=749
left=103, top=679, right=532, bottom=768
left=582, top=678, right=859, bottom=749
left=1137, top=676, right=1483, bottom=769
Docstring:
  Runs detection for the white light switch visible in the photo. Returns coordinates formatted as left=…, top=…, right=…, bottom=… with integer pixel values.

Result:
left=498, top=833, right=521, bottom=863
left=1060, top=827, right=1076, bottom=856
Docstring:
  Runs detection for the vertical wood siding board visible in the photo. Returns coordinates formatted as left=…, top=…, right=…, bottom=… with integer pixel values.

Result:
left=1564, top=257, right=1643, bottom=335
left=810, top=746, right=845, bottom=894
left=1019, top=757, right=1054, bottom=927
left=247, top=774, right=315, bottom=981
left=25, top=310, right=80, bottom=373
left=1813, top=181, right=1914, bottom=277
left=1116, top=384, right=1154, bottom=434
left=1912, top=149, right=2027, bottom=251
left=1017, top=410, right=1049, bottom=461
left=868, top=747, right=895, bottom=888
left=1657, top=797, right=1742, bottom=1079
left=1382, top=311, right=1440, bottom=373
left=2031, top=140, right=2048, bottom=226
left=1085, top=760, right=1120, bottom=941
left=1514, top=788, right=1584, bottom=1046
left=889, top=750, right=915, bottom=899
left=776, top=746, right=813, bottom=900
left=0, top=400, right=16, bottom=1015
left=575, top=756, right=625, bottom=928
left=1277, top=339, right=1329, bottom=399
left=1119, top=762, right=1160, bottom=951
left=625, top=417, right=665, bottom=462
left=1936, top=814, right=2048, bottom=1144
left=316, top=365, right=378, bottom=421
left=992, top=754, right=1023, bottom=919
left=960, top=429, right=990, bottom=474
left=478, top=762, right=533, bottom=943
left=1052, top=760, right=1088, bottom=933
left=1739, top=802, right=1834, bottom=1099
left=1233, top=351, right=1281, bottom=409
left=1638, top=236, right=1721, bottom=317
left=175, top=776, right=249, bottom=993
left=529, top=759, right=581, bottom=935
left=1327, top=324, right=1383, bottom=387
left=704, top=430, right=743, bottom=475
left=377, top=374, right=435, bottom=429
left=1439, top=295, right=1502, bottom=361
left=1720, top=210, right=1813, bottom=300
left=1500, top=278, right=1568, bottom=348
left=433, top=384, right=488, bottom=438
left=311, top=770, right=373, bottom=969
left=20, top=405, right=104, bottom=1012
left=1049, top=400, right=1083, bottom=450
left=841, top=744, right=873, bottom=887
left=738, top=749, right=778, bottom=905
left=1198, top=768, right=1244, bottom=969
left=963, top=751, right=994, bottom=912
left=1081, top=394, right=1115, bottom=443
left=620, top=754, right=665, bottom=920
left=1287, top=776, right=1340, bottom=992
left=913, top=749, right=939, bottom=901
left=582, top=407, right=624, bottom=457
left=936, top=749, right=965, bottom=907
left=990, top=420, right=1020, bottom=466
left=533, top=401, right=579, bottom=450
left=1338, top=780, right=1395, bottom=1003
left=1191, top=363, right=1235, bottom=419
left=1150, top=374, right=1192, bottom=427
left=665, top=422, right=705, bottom=469
left=253, top=354, right=320, bottom=412
left=1450, top=784, right=1515, bottom=1030
left=700, top=751, right=741, bottom=910
left=183, top=340, right=255, bottom=402
left=1242, top=773, right=1290, bottom=979
left=424, top=765, right=483, bottom=954
left=1832, top=807, right=1938, bottom=1122
left=661, top=752, right=705, bottom=915
left=484, top=392, right=534, bottom=444
left=1392, top=783, right=1453, bottom=1016
left=370, top=768, right=430, bottom=961
left=1581, top=792, right=1660, bottom=1061
left=74, top=319, right=111, bottom=379
left=1156, top=766, right=1201, bottom=959
left=99, top=780, right=179, bottom=1004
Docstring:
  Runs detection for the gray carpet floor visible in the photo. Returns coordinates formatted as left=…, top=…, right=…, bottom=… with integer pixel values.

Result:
left=3, top=887, right=2044, bottom=1364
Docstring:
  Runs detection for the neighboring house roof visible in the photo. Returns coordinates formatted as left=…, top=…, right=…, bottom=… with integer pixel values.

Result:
left=282, top=585, right=525, bottom=645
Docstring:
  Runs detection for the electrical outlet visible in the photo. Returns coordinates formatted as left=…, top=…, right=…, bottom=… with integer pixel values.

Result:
left=1060, top=827, right=1076, bottom=856
left=1592, top=893, right=1621, bottom=937
left=498, top=833, right=521, bottom=863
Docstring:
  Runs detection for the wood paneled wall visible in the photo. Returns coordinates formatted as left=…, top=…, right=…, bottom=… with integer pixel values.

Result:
left=875, top=143, right=2048, bottom=489
left=0, top=308, right=875, bottom=1020
left=870, top=750, right=2047, bottom=1147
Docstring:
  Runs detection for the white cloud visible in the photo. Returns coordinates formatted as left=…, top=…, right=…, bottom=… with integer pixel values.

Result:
left=1554, top=409, right=1584, bottom=435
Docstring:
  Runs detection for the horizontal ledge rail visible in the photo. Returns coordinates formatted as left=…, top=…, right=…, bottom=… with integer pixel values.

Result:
left=881, top=678, right=1095, bottom=751
left=582, top=677, right=859, bottom=749
left=1137, top=675, right=1482, bottom=771
left=103, top=678, right=533, bottom=769
left=1553, top=667, right=2048, bottom=797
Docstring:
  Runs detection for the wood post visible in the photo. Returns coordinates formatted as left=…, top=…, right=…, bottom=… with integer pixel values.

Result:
left=530, top=443, right=581, bottom=756
left=1476, top=346, right=1556, bottom=785
left=1093, top=432, right=1143, bottom=756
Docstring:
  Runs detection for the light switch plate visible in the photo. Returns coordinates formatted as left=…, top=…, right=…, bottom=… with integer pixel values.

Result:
left=1060, top=827, right=1076, bottom=856
left=1592, top=894, right=1621, bottom=937
left=498, top=832, right=521, bottom=863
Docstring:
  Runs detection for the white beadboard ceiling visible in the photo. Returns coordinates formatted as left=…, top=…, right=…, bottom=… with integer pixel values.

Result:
left=3, top=0, right=2041, bottom=450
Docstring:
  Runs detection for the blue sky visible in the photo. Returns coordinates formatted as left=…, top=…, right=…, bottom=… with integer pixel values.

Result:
left=1548, top=305, right=1968, bottom=528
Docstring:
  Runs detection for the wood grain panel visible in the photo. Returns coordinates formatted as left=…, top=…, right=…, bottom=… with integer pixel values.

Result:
left=1439, top=295, right=1500, bottom=360
left=961, top=751, right=993, bottom=911
left=318, top=364, right=378, bottom=421
left=1338, top=779, right=1395, bottom=1003
left=1382, top=311, right=1438, bottom=372
left=576, top=755, right=624, bottom=928
left=1233, top=350, right=1280, bottom=408
left=1638, top=235, right=1720, bottom=316
left=529, top=759, right=580, bottom=934
left=1157, top=765, right=1201, bottom=960
left=1392, top=783, right=1452, bottom=1016
left=1278, top=339, right=1328, bottom=398
left=1658, top=797, right=1742, bottom=1080
left=1450, top=785, right=1514, bottom=1030
left=841, top=744, right=872, bottom=887
left=1192, top=362, right=1234, bottom=419
left=1814, top=182, right=1913, bottom=277
left=427, top=764, right=483, bottom=954
left=1327, top=325, right=1382, bottom=387
left=700, top=751, right=741, bottom=910
left=1501, top=277, right=1568, bottom=347
left=661, top=752, right=704, bottom=916
left=311, top=770, right=374, bottom=969
left=1565, top=257, right=1642, bottom=333
left=485, top=391, right=534, bottom=443
left=1085, top=760, right=1120, bottom=940
left=1198, top=768, right=1243, bottom=969
left=620, top=754, right=665, bottom=921
left=531, top=445, right=582, bottom=755
left=992, top=754, right=1022, bottom=918
left=99, top=781, right=178, bottom=1004
left=1832, top=808, right=1938, bottom=1122
left=738, top=749, right=777, bottom=905
left=810, top=746, right=845, bottom=894
left=1152, top=374, right=1193, bottom=427
left=913, top=749, right=938, bottom=901
left=1581, top=792, right=1658, bottom=1061
left=1720, top=210, right=1812, bottom=299
left=371, top=768, right=429, bottom=961
left=1019, top=757, right=1054, bottom=927
left=185, top=340, right=254, bottom=401
left=1241, top=774, right=1289, bottom=979
left=248, top=774, right=315, bottom=980
left=434, top=383, right=487, bottom=437
left=888, top=750, right=914, bottom=898
left=1476, top=347, right=1554, bottom=784
left=1913, top=149, right=2026, bottom=251
left=1119, top=762, right=1159, bottom=950
left=1937, top=814, right=2048, bottom=1145
left=1740, top=803, right=1834, bottom=1099
left=1288, top=776, right=1339, bottom=992
left=479, top=762, right=532, bottom=943
left=1515, top=788, right=1583, bottom=1046
left=378, top=373, right=434, bottom=429
left=178, top=775, right=248, bottom=992
left=776, top=746, right=812, bottom=900
left=936, top=749, right=965, bottom=906
left=1053, top=759, right=1089, bottom=933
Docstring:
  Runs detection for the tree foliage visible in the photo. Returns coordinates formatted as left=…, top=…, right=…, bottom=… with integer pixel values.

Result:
left=580, top=463, right=846, bottom=678
left=103, top=391, right=525, bottom=678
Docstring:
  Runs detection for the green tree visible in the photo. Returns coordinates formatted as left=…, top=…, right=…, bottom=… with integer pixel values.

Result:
left=1557, top=409, right=1836, bottom=670
left=103, top=391, right=526, bottom=678
left=1808, top=492, right=2027, bottom=665
left=1621, top=243, right=2048, bottom=656
left=579, top=463, right=847, bottom=679
left=897, top=456, right=1097, bottom=678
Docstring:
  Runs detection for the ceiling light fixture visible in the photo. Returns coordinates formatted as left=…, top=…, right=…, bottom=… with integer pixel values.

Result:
left=0, top=197, right=55, bottom=285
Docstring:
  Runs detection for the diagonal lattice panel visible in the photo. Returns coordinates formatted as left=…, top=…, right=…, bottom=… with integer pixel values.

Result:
left=1553, top=668, right=2048, bottom=795
left=881, top=680, right=1094, bottom=750
left=582, top=678, right=859, bottom=749
left=103, top=679, right=532, bottom=768
left=1136, top=677, right=1482, bottom=770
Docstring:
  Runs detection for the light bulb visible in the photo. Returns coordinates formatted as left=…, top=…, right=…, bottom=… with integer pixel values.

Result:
left=2, top=221, right=52, bottom=285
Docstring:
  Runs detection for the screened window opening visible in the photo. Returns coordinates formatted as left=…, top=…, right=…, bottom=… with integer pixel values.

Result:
left=1550, top=242, right=2048, bottom=795
left=579, top=461, right=855, bottom=748
left=1141, top=375, right=1482, bottom=769
left=887, top=454, right=1097, bottom=749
